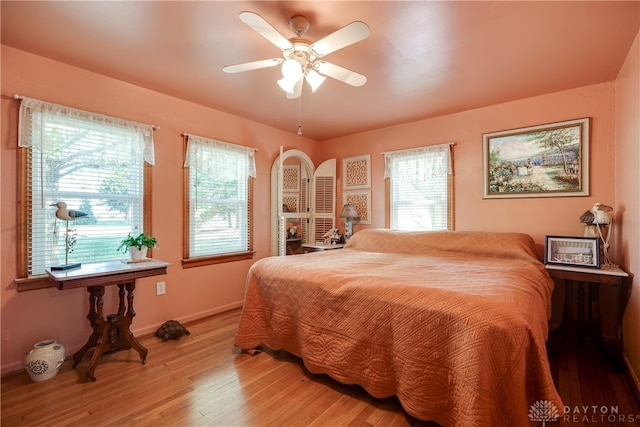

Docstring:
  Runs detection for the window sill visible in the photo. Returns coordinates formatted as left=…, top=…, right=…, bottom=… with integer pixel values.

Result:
left=15, top=275, right=53, bottom=292
left=181, top=251, right=256, bottom=269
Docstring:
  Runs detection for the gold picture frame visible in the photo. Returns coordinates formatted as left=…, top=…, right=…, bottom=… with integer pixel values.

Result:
left=483, top=118, right=590, bottom=198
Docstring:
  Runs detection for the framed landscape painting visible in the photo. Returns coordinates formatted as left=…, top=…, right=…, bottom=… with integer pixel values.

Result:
left=482, top=118, right=590, bottom=199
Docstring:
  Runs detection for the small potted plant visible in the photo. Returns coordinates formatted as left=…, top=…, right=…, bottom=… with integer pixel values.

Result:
left=118, top=232, right=157, bottom=261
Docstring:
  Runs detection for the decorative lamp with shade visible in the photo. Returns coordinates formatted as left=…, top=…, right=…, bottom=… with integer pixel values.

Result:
left=579, top=202, right=615, bottom=266
left=340, top=203, right=359, bottom=240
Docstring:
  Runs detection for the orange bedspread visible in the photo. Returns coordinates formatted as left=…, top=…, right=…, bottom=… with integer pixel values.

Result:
left=235, top=229, right=562, bottom=426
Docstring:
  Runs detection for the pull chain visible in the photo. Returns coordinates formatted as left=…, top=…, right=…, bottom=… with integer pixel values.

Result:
left=297, top=95, right=302, bottom=136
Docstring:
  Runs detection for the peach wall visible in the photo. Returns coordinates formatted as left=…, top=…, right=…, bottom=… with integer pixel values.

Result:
left=0, top=46, right=320, bottom=374
left=615, top=30, right=640, bottom=391
left=322, top=83, right=617, bottom=249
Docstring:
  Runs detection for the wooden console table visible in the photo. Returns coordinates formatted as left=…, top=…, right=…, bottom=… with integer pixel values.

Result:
left=546, top=264, right=629, bottom=369
left=47, top=259, right=169, bottom=381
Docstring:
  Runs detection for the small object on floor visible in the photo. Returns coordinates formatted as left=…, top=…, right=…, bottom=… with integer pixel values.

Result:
left=154, top=320, right=190, bottom=341
left=245, top=347, right=262, bottom=356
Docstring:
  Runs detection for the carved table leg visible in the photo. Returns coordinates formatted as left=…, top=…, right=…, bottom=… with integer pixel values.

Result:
left=588, top=282, right=602, bottom=338
left=85, top=317, right=111, bottom=382
left=73, top=281, right=149, bottom=381
left=73, top=286, right=105, bottom=368
left=121, top=282, right=148, bottom=363
left=576, top=280, right=586, bottom=336
left=117, top=283, right=126, bottom=317
left=100, top=284, right=134, bottom=352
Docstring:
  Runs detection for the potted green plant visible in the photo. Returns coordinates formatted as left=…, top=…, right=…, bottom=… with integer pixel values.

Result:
left=118, top=232, right=157, bottom=261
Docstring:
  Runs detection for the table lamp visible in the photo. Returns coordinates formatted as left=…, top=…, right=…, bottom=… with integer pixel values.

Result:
left=339, top=203, right=359, bottom=240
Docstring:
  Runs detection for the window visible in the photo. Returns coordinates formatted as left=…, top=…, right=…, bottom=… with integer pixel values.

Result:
left=17, top=97, right=155, bottom=278
left=183, top=134, right=255, bottom=266
left=384, top=143, right=454, bottom=231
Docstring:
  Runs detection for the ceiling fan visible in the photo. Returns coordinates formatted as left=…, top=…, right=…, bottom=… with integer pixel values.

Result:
left=223, top=11, right=370, bottom=99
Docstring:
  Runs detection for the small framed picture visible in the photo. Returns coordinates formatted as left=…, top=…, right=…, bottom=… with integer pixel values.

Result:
left=544, top=236, right=600, bottom=268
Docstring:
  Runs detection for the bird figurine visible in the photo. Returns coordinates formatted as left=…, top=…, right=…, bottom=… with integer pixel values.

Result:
left=50, top=202, right=88, bottom=221
left=50, top=201, right=87, bottom=270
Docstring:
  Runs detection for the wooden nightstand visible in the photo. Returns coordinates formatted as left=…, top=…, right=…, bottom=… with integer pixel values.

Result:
left=286, top=238, right=303, bottom=255
left=546, top=264, right=630, bottom=369
left=302, top=243, right=345, bottom=253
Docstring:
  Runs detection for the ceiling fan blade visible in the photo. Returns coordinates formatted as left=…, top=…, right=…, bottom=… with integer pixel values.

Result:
left=286, top=77, right=304, bottom=99
left=311, top=21, right=370, bottom=57
left=239, top=11, right=293, bottom=51
left=223, top=58, right=282, bottom=73
left=315, top=61, right=367, bottom=87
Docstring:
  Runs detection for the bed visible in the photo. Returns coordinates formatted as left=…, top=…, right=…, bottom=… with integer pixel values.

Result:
left=234, top=229, right=563, bottom=426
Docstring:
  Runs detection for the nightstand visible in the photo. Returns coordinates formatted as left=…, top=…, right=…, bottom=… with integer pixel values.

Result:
left=286, top=238, right=303, bottom=255
left=546, top=264, right=630, bottom=369
left=302, top=243, right=345, bottom=253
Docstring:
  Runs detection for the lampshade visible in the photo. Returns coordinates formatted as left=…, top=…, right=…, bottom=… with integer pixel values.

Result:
left=281, top=59, right=302, bottom=79
left=339, top=203, right=358, bottom=219
left=278, top=59, right=303, bottom=94
left=304, top=69, right=326, bottom=92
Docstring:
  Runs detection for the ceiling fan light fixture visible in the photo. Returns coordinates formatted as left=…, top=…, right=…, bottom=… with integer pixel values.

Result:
left=278, top=59, right=303, bottom=94
left=281, top=59, right=302, bottom=78
left=226, top=11, right=370, bottom=102
left=277, top=77, right=297, bottom=94
left=305, top=69, right=326, bottom=92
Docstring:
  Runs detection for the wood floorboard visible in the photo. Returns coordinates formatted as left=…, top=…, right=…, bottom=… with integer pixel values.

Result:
left=2, top=309, right=638, bottom=426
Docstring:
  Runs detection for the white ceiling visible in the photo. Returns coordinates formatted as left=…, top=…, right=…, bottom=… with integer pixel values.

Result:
left=2, top=1, right=638, bottom=141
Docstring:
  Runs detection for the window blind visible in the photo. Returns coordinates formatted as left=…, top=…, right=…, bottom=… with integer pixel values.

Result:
left=18, top=97, right=154, bottom=276
left=384, top=143, right=453, bottom=231
left=184, top=134, right=255, bottom=258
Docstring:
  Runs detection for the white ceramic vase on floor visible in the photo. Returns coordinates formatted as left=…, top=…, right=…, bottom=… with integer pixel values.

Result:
left=24, top=340, right=65, bottom=382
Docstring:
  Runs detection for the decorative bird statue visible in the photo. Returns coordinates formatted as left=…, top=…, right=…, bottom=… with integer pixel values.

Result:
left=50, top=202, right=88, bottom=221
left=49, top=201, right=87, bottom=270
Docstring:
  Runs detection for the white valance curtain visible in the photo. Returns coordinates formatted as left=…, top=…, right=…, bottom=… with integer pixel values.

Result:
left=18, top=96, right=156, bottom=164
left=183, top=134, right=257, bottom=178
left=383, top=142, right=453, bottom=179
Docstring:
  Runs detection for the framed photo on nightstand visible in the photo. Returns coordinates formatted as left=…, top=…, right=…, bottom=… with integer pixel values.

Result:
left=544, top=235, right=600, bottom=268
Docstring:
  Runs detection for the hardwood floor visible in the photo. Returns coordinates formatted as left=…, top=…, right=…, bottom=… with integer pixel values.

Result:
left=2, top=309, right=638, bottom=426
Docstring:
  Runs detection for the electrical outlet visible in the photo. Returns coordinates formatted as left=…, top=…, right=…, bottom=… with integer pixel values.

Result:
left=156, top=281, right=166, bottom=296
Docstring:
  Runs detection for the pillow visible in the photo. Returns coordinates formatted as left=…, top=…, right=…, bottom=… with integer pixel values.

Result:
left=345, top=229, right=539, bottom=261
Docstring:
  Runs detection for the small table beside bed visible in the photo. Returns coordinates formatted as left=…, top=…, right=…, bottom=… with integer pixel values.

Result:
left=234, top=229, right=562, bottom=426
